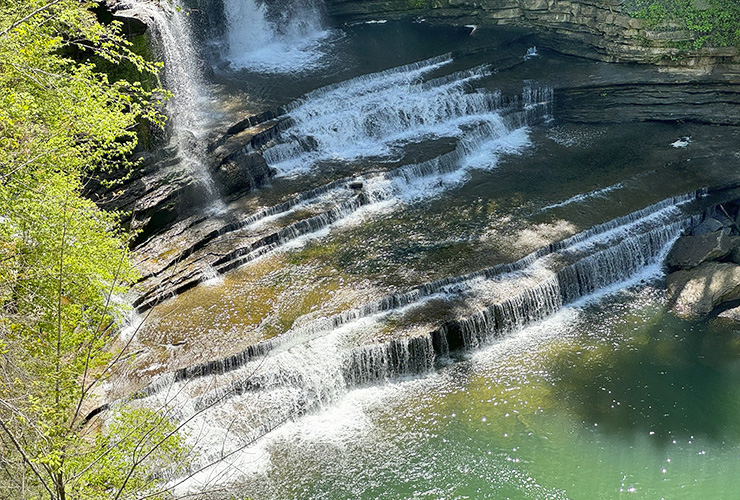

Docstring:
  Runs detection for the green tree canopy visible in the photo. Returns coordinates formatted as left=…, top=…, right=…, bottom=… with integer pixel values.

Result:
left=625, top=0, right=740, bottom=49
left=0, top=1, right=188, bottom=498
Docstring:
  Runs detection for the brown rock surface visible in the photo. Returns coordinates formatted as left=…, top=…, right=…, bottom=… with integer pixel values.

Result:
left=667, top=262, right=740, bottom=319
left=666, top=231, right=731, bottom=270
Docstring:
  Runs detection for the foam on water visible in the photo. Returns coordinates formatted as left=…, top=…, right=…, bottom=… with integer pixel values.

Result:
left=540, top=181, right=625, bottom=211
left=224, top=0, right=333, bottom=73
left=166, top=225, right=685, bottom=495
left=262, top=58, right=505, bottom=175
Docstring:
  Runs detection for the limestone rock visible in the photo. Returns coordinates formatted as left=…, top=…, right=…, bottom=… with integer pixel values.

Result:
left=667, top=262, right=740, bottom=319
left=212, top=151, right=272, bottom=198
left=324, top=0, right=740, bottom=75
left=666, top=230, right=731, bottom=269
left=717, top=304, right=740, bottom=322
left=691, top=217, right=726, bottom=235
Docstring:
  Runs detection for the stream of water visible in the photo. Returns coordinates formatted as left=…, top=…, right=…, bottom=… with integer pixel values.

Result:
left=121, top=1, right=740, bottom=498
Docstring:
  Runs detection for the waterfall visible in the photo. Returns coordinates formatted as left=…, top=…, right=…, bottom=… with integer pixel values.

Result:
left=120, top=0, right=220, bottom=201
left=127, top=194, right=707, bottom=494
left=135, top=191, right=705, bottom=400
left=262, top=56, right=508, bottom=175
left=133, top=84, right=549, bottom=313
left=223, top=0, right=332, bottom=73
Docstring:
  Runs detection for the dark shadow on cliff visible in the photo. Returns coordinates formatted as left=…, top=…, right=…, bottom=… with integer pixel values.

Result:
left=546, top=304, right=740, bottom=447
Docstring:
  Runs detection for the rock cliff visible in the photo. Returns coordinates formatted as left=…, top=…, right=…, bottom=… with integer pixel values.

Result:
left=326, top=0, right=740, bottom=73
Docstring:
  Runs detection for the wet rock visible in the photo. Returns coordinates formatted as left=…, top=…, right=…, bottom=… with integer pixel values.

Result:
left=729, top=236, right=740, bottom=265
left=212, top=151, right=272, bottom=198
left=349, top=181, right=364, bottom=190
left=666, top=230, right=731, bottom=270
left=556, top=83, right=740, bottom=126
left=692, top=217, right=726, bottom=235
left=667, top=262, right=740, bottom=319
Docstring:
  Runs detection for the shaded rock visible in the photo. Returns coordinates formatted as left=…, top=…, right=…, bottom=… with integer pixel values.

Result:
left=691, top=217, right=726, bottom=235
left=325, top=0, right=740, bottom=74
left=667, top=262, right=740, bottom=319
left=111, top=9, right=149, bottom=36
left=556, top=83, right=740, bottom=126
left=666, top=230, right=731, bottom=269
left=730, top=236, right=740, bottom=265
left=212, top=151, right=272, bottom=198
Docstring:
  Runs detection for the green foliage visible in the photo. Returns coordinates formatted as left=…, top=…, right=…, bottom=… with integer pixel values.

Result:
left=68, top=407, right=190, bottom=500
left=0, top=1, right=187, bottom=499
left=624, top=0, right=740, bottom=48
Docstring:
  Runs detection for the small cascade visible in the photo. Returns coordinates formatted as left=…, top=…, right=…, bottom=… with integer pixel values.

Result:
left=343, top=336, right=436, bottom=386
left=436, top=217, right=696, bottom=352
left=262, top=56, right=505, bottom=174
left=541, top=181, right=626, bottom=211
left=134, top=81, right=550, bottom=313
left=135, top=190, right=706, bottom=400
left=123, top=0, right=220, bottom=202
left=127, top=194, right=708, bottom=481
left=223, top=0, right=332, bottom=73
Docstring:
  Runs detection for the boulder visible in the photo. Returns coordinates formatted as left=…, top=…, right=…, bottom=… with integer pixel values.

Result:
left=717, top=304, right=740, bottom=322
left=667, top=262, right=740, bottom=319
left=212, top=151, right=272, bottom=198
left=111, top=9, right=148, bottom=36
left=665, top=230, right=731, bottom=270
left=691, top=217, right=726, bottom=235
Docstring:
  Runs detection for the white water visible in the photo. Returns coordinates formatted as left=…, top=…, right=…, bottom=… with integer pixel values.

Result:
left=224, top=0, right=333, bottom=73
left=122, top=0, right=221, bottom=202
left=541, top=182, right=626, bottom=211
left=262, top=56, right=512, bottom=175
left=524, top=46, right=539, bottom=60
left=160, top=206, right=693, bottom=496
left=134, top=193, right=699, bottom=447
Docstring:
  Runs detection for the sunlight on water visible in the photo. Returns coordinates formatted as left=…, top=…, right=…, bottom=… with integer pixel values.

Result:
left=120, top=15, right=740, bottom=499
left=216, top=288, right=740, bottom=499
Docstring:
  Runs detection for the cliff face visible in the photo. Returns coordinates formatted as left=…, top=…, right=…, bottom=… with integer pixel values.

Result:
left=326, top=0, right=740, bottom=74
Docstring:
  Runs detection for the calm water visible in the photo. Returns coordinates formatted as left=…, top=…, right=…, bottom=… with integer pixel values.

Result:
left=132, top=14, right=740, bottom=499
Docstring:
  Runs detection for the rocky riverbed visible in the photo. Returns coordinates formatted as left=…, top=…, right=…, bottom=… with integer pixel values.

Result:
left=667, top=202, right=740, bottom=320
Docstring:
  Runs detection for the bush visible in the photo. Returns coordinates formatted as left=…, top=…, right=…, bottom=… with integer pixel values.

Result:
left=624, top=0, right=740, bottom=48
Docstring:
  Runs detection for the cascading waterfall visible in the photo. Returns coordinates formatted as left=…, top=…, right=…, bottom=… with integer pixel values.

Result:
left=262, top=56, right=510, bottom=175
left=132, top=53, right=554, bottom=312
left=101, top=9, right=740, bottom=493
left=137, top=190, right=705, bottom=396
left=130, top=194, right=705, bottom=481
left=223, top=0, right=332, bottom=73
left=121, top=0, right=220, bottom=200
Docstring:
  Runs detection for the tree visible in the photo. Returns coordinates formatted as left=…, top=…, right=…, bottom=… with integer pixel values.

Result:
left=0, top=1, right=188, bottom=498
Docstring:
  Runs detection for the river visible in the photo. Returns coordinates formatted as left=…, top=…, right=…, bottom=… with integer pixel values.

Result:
left=119, top=1, right=740, bottom=498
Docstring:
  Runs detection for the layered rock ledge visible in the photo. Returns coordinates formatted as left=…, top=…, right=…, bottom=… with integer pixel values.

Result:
left=666, top=203, right=740, bottom=320
left=326, top=0, right=740, bottom=74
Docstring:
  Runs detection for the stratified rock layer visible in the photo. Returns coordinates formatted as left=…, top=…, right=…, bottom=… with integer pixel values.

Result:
left=326, top=0, right=740, bottom=72
left=667, top=261, right=740, bottom=319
